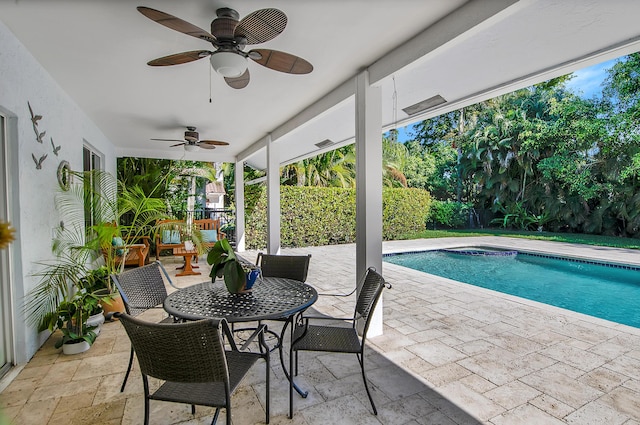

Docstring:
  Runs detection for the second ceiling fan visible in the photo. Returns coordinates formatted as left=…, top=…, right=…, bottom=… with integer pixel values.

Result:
left=137, top=5, right=313, bottom=89
left=152, top=127, right=229, bottom=151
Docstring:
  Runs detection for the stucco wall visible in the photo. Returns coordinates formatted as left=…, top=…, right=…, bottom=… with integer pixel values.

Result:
left=0, top=20, right=116, bottom=363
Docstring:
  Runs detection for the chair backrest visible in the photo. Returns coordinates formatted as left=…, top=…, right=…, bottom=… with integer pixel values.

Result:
left=111, top=261, right=169, bottom=316
left=118, top=313, right=229, bottom=384
left=256, top=253, right=311, bottom=282
left=194, top=218, right=220, bottom=231
left=354, top=267, right=389, bottom=339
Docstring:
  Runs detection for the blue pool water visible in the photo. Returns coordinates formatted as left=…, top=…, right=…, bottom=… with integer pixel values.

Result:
left=384, top=248, right=640, bottom=328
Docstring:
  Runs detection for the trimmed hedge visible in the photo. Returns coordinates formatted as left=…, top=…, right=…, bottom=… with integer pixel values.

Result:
left=246, top=186, right=431, bottom=249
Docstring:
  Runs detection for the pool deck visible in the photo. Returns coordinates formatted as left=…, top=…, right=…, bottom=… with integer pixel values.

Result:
left=2, top=236, right=640, bottom=424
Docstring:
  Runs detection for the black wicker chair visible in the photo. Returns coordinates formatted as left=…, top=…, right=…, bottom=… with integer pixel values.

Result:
left=117, top=313, right=270, bottom=425
left=111, top=260, right=178, bottom=392
left=251, top=253, right=312, bottom=351
left=289, top=267, right=390, bottom=418
left=255, top=253, right=311, bottom=282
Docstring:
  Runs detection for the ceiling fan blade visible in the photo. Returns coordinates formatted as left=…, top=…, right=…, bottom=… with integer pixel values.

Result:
left=137, top=6, right=216, bottom=42
left=249, top=49, right=313, bottom=74
left=197, top=143, right=216, bottom=150
left=170, top=142, right=187, bottom=147
left=199, top=140, right=230, bottom=146
left=151, top=138, right=184, bottom=142
left=235, top=8, right=287, bottom=44
left=224, top=69, right=250, bottom=89
left=147, top=50, right=212, bottom=67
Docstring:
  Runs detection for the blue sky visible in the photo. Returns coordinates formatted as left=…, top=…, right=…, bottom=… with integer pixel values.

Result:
left=565, top=58, right=617, bottom=99
left=390, top=57, right=620, bottom=143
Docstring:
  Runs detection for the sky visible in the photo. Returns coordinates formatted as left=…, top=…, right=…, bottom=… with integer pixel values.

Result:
left=390, top=57, right=620, bottom=144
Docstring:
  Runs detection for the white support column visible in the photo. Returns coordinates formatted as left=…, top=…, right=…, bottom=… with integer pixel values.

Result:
left=234, top=159, right=245, bottom=252
left=266, top=134, right=281, bottom=254
left=355, top=69, right=383, bottom=337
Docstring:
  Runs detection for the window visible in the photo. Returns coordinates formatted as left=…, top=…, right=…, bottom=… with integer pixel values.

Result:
left=82, top=144, right=103, bottom=230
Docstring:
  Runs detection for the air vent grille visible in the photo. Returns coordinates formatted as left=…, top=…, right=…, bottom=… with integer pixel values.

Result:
left=402, top=95, right=447, bottom=116
left=314, top=139, right=334, bottom=149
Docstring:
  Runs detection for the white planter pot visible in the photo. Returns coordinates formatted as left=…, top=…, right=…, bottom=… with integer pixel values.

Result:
left=184, top=240, right=195, bottom=251
left=86, top=312, right=105, bottom=336
left=62, top=340, right=91, bottom=355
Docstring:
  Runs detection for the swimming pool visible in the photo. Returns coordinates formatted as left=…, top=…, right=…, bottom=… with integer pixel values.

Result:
left=384, top=248, right=640, bottom=328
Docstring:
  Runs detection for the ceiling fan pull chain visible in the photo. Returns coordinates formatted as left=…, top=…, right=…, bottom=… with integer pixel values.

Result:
left=209, top=62, right=212, bottom=103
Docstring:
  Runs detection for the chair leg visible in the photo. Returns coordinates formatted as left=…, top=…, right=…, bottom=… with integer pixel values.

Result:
left=289, top=347, right=294, bottom=419
left=191, top=404, right=195, bottom=414
left=265, top=350, right=270, bottom=424
left=142, top=376, right=151, bottom=425
left=121, top=347, right=134, bottom=392
left=357, top=353, right=377, bottom=415
left=211, top=408, right=220, bottom=425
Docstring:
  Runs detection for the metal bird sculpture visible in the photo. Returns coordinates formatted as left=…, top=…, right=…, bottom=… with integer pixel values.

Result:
left=28, top=102, right=42, bottom=126
left=32, top=153, right=47, bottom=169
left=36, top=130, right=46, bottom=144
left=50, top=138, right=61, bottom=156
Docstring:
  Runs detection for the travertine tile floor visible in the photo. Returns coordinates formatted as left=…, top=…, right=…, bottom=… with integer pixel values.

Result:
left=2, top=237, right=640, bottom=424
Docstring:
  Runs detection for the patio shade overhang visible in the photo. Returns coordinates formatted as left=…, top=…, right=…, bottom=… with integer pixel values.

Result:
left=1, top=0, right=639, bottom=168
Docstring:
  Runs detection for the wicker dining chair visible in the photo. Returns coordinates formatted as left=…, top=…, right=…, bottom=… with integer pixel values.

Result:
left=289, top=267, right=390, bottom=418
left=252, top=253, right=312, bottom=349
left=111, top=260, right=178, bottom=392
left=255, top=253, right=311, bottom=282
left=117, top=313, right=270, bottom=425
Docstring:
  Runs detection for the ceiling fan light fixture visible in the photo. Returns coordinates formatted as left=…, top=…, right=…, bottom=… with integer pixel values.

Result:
left=184, top=143, right=199, bottom=152
left=209, top=51, right=247, bottom=78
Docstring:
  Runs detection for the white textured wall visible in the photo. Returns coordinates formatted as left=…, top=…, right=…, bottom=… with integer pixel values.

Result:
left=0, top=19, right=116, bottom=363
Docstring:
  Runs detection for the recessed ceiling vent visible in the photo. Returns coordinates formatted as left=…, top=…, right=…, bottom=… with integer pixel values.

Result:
left=402, top=94, right=447, bottom=116
left=314, top=139, right=335, bottom=149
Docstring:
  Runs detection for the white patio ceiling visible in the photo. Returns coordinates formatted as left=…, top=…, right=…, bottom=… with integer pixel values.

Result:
left=1, top=0, right=639, bottom=169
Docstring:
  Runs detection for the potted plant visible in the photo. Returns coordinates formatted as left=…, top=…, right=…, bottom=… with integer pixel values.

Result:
left=25, top=169, right=169, bottom=335
left=207, top=239, right=259, bottom=293
left=39, top=286, right=100, bottom=355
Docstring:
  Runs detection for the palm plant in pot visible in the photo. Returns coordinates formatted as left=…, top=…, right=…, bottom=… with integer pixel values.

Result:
left=26, top=169, right=169, bottom=342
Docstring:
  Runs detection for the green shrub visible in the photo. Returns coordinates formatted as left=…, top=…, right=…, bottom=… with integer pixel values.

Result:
left=427, top=200, right=470, bottom=228
left=245, top=186, right=431, bottom=249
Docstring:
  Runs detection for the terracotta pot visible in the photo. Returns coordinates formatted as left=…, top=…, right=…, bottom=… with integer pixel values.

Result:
left=100, top=292, right=126, bottom=320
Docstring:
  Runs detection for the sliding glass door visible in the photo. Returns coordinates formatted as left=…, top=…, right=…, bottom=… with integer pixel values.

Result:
left=0, top=114, right=12, bottom=379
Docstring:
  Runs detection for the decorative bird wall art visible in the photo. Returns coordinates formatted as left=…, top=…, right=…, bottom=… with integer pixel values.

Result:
left=28, top=101, right=63, bottom=170
left=51, top=138, right=61, bottom=156
left=32, top=153, right=47, bottom=170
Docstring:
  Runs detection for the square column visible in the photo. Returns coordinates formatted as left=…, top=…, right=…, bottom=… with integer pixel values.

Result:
left=234, top=159, right=245, bottom=252
left=266, top=134, right=281, bottom=254
left=355, top=69, right=383, bottom=336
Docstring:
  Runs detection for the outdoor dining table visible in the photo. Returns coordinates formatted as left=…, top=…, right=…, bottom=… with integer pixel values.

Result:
left=163, top=276, right=318, bottom=396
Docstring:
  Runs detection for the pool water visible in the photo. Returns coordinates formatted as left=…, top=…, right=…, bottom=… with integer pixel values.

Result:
left=384, top=249, right=640, bottom=328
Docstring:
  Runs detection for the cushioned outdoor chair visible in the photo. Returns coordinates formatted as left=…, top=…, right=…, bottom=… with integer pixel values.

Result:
left=117, top=313, right=270, bottom=425
left=255, top=253, right=311, bottom=282
left=111, top=260, right=179, bottom=392
left=289, top=267, right=390, bottom=418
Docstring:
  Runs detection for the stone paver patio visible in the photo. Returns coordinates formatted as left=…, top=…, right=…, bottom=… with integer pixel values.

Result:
left=2, top=236, right=640, bottom=424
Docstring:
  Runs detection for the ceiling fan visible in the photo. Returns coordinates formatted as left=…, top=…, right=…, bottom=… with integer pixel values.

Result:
left=152, top=127, right=229, bottom=151
left=137, top=6, right=313, bottom=89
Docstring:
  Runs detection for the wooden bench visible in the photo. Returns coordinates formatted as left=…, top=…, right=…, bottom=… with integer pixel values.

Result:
left=155, top=219, right=185, bottom=260
left=193, top=218, right=225, bottom=250
left=155, top=218, right=225, bottom=260
left=103, top=236, right=151, bottom=268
